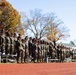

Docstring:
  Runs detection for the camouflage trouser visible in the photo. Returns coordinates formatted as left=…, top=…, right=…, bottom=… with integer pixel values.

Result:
left=24, top=49, right=29, bottom=62
left=10, top=45, right=14, bottom=54
left=19, top=50, right=25, bottom=63
left=14, top=45, right=17, bottom=54
left=1, top=45, right=5, bottom=54
left=41, top=50, right=44, bottom=62
left=5, top=45, right=10, bottom=54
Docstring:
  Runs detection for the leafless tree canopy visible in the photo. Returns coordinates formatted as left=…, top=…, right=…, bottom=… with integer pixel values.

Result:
left=21, top=9, right=70, bottom=41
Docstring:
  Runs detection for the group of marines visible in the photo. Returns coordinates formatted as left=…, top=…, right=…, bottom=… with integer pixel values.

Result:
left=0, top=31, right=74, bottom=63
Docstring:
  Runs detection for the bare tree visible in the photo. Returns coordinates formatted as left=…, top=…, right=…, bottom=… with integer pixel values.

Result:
left=46, top=13, right=70, bottom=42
left=21, top=9, right=70, bottom=40
left=21, top=9, right=52, bottom=39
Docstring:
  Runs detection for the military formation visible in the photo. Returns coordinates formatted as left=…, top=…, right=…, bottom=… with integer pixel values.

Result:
left=0, top=31, right=76, bottom=63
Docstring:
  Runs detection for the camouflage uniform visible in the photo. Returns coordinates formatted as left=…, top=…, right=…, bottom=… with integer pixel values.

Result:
left=44, top=42, right=49, bottom=62
left=5, top=32, right=10, bottom=54
left=49, top=43, right=53, bottom=59
left=37, top=43, right=42, bottom=62
left=25, top=40, right=29, bottom=62
left=13, top=33, right=17, bottom=54
left=16, top=37, right=24, bottom=63
left=10, top=34, right=14, bottom=54
left=22, top=39, right=25, bottom=63
left=28, top=38, right=32, bottom=57
left=0, top=32, right=5, bottom=54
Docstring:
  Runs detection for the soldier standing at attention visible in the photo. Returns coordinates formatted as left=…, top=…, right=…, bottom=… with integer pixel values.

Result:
left=10, top=33, right=14, bottom=54
left=56, top=45, right=60, bottom=60
left=43, top=41, right=46, bottom=62
left=41, top=40, right=44, bottom=62
left=5, top=32, right=10, bottom=55
left=0, top=31, right=5, bottom=54
left=19, top=39, right=25, bottom=63
left=25, top=36, right=29, bottom=63
left=31, top=38, right=36, bottom=63
left=37, top=40, right=42, bottom=62
left=22, top=39, right=25, bottom=63
left=13, top=33, right=17, bottom=54
left=16, top=36, right=23, bottom=63
left=34, top=39, right=38, bottom=62
left=59, top=46, right=62, bottom=62
left=49, top=42, right=53, bottom=59
left=28, top=37, right=32, bottom=58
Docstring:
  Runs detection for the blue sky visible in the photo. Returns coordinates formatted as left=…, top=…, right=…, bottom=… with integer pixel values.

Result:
left=6, top=0, right=76, bottom=43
